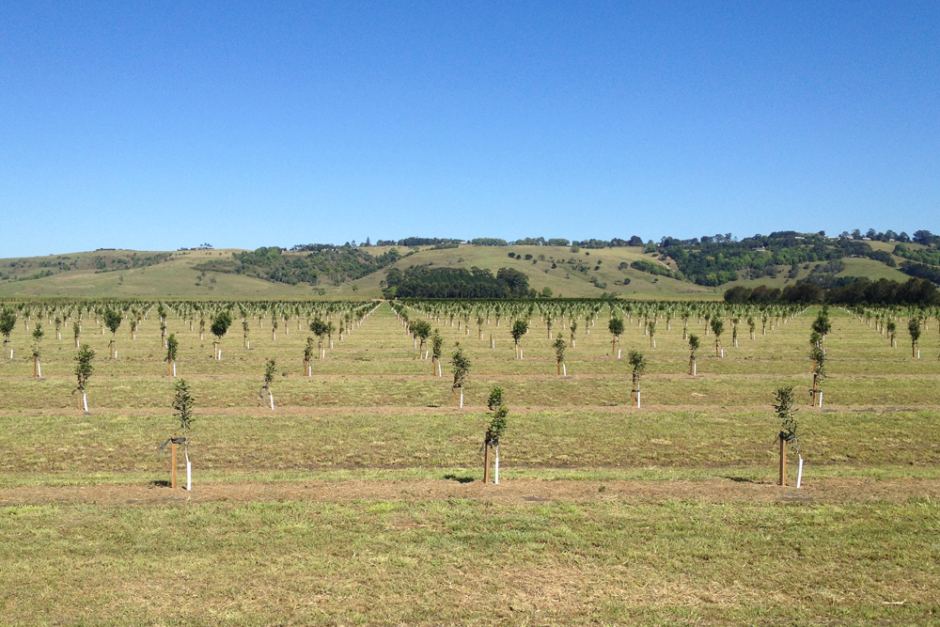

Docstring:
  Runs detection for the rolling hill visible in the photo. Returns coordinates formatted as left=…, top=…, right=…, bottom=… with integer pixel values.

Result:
left=0, top=236, right=931, bottom=301
left=0, top=249, right=315, bottom=300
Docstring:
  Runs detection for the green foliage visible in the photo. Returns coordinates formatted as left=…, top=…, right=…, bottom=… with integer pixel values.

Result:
left=727, top=277, right=939, bottom=306
left=166, top=334, right=178, bottom=362
left=211, top=310, right=232, bottom=340
left=385, top=266, right=530, bottom=299
left=688, top=334, right=700, bottom=355
left=484, top=386, right=508, bottom=447
left=511, top=319, right=528, bottom=343
left=661, top=231, right=882, bottom=286
left=103, top=308, right=123, bottom=334
left=0, top=308, right=16, bottom=338
left=630, top=259, right=677, bottom=278
left=486, top=386, right=504, bottom=411
left=304, top=337, right=315, bottom=362
left=552, top=334, right=567, bottom=364
left=710, top=318, right=724, bottom=338
left=774, top=386, right=798, bottom=442
left=810, top=345, right=826, bottom=379
left=263, top=358, right=277, bottom=388
left=450, top=345, right=470, bottom=390
left=809, top=330, right=821, bottom=347
left=608, top=317, right=624, bottom=338
left=31, top=322, right=44, bottom=343
left=908, top=318, right=921, bottom=344
left=74, top=344, right=95, bottom=391
left=894, top=244, right=940, bottom=266
left=812, top=311, right=831, bottom=338
left=172, top=379, right=195, bottom=433
left=196, top=246, right=399, bottom=286
left=484, top=405, right=508, bottom=447
left=310, top=317, right=329, bottom=339
left=628, top=350, right=647, bottom=376
left=431, top=330, right=443, bottom=360
left=411, top=319, right=432, bottom=341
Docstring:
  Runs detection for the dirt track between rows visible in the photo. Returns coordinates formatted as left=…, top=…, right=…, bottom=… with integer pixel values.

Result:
left=2, top=403, right=938, bottom=418
left=3, top=477, right=939, bottom=507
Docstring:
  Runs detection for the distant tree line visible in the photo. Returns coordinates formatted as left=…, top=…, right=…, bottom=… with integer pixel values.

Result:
left=367, top=235, right=646, bottom=248
left=373, top=237, right=463, bottom=247
left=383, top=266, right=531, bottom=298
left=725, top=277, right=939, bottom=306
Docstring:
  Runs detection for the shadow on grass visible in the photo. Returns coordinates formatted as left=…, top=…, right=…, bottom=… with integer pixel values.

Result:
left=724, top=476, right=760, bottom=484
left=149, top=480, right=172, bottom=488
left=443, top=474, right=475, bottom=484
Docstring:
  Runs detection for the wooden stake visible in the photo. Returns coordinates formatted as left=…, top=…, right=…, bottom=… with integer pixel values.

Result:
left=483, top=444, right=489, bottom=484
left=778, top=436, right=786, bottom=486
left=171, top=443, right=178, bottom=489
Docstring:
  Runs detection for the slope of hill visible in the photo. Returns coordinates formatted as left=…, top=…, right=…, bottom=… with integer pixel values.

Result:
left=0, top=235, right=932, bottom=301
left=0, top=250, right=316, bottom=299
left=0, top=249, right=170, bottom=282
left=331, top=244, right=716, bottom=300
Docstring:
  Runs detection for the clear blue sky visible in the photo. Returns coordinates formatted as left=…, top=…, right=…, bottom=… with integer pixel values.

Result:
left=2, top=1, right=938, bottom=256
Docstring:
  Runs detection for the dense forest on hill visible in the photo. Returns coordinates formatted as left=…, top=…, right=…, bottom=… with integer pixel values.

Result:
left=658, top=232, right=900, bottom=286
left=195, top=246, right=401, bottom=286
left=383, top=266, right=531, bottom=298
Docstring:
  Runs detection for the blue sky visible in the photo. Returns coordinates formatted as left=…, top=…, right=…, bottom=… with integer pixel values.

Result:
left=1, top=1, right=938, bottom=256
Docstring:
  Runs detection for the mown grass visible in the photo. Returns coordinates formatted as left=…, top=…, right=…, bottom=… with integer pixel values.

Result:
left=2, top=408, right=938, bottom=476
left=0, top=303, right=938, bottom=623
left=1, top=498, right=938, bottom=624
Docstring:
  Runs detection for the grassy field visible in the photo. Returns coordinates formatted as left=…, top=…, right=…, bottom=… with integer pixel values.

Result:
left=1, top=302, right=939, bottom=623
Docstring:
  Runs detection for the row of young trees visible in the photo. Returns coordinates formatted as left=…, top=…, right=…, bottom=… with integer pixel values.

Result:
left=3, top=298, right=928, bottom=416
left=0, top=300, right=380, bottom=380
left=1, top=298, right=883, bottom=490
left=5, top=301, right=380, bottom=414
left=852, top=305, right=936, bottom=359
left=393, top=298, right=869, bottom=416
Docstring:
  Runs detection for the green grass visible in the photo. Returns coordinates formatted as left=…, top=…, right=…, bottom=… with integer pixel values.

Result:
left=1, top=303, right=939, bottom=623
left=838, top=256, right=911, bottom=281
left=1, top=498, right=938, bottom=624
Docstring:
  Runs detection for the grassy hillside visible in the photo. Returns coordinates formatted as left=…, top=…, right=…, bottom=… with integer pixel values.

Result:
left=720, top=256, right=912, bottom=292
left=334, top=244, right=716, bottom=300
left=0, top=249, right=315, bottom=300
left=837, top=257, right=910, bottom=281
left=0, top=241, right=920, bottom=300
left=0, top=249, right=170, bottom=282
